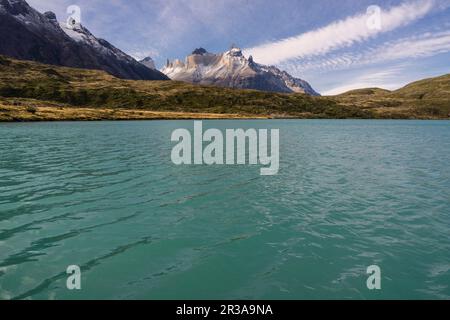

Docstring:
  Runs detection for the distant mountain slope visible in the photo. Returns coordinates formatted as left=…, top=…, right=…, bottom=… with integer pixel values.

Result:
left=0, top=55, right=449, bottom=120
left=0, top=0, right=168, bottom=80
left=139, top=57, right=157, bottom=70
left=162, top=47, right=319, bottom=95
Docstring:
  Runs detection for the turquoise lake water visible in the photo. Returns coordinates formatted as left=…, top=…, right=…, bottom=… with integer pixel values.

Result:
left=0, top=120, right=449, bottom=300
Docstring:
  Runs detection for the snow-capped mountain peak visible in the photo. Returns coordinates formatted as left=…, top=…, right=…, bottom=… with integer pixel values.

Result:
left=227, top=47, right=243, bottom=56
left=162, top=47, right=319, bottom=95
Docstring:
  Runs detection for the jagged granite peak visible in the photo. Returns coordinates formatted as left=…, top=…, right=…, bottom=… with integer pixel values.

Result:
left=192, top=48, right=208, bottom=55
left=162, top=47, right=319, bottom=95
left=0, top=0, right=168, bottom=80
left=139, top=56, right=156, bottom=70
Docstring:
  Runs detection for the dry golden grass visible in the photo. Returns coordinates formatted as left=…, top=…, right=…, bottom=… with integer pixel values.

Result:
left=0, top=102, right=267, bottom=122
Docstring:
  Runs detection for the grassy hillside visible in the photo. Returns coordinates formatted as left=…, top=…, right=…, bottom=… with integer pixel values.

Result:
left=0, top=55, right=449, bottom=120
left=332, top=75, right=450, bottom=119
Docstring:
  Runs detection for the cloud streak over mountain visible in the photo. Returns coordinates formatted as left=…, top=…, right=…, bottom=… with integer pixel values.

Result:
left=244, top=0, right=437, bottom=65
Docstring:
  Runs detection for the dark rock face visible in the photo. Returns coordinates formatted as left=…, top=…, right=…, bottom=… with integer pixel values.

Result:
left=0, top=0, right=169, bottom=81
left=43, top=11, right=56, bottom=21
left=0, top=0, right=30, bottom=15
left=233, top=73, right=294, bottom=93
left=192, top=48, right=208, bottom=55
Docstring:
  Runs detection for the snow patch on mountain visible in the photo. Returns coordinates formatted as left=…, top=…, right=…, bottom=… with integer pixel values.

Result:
left=59, top=23, right=133, bottom=62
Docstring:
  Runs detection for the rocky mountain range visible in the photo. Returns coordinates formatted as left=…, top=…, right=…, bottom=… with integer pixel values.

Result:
left=0, top=0, right=319, bottom=94
left=0, top=0, right=168, bottom=80
left=161, top=47, right=319, bottom=95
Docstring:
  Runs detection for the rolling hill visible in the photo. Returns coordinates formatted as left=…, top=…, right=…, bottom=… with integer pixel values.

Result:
left=0, top=55, right=449, bottom=121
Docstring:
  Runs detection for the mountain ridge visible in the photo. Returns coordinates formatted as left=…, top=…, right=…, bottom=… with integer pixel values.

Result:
left=0, top=0, right=168, bottom=81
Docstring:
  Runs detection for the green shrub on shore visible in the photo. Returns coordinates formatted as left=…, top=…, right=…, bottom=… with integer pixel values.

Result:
left=26, top=105, right=37, bottom=114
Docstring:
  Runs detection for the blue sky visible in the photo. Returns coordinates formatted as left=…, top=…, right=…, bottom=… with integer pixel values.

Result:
left=27, top=0, right=450, bottom=94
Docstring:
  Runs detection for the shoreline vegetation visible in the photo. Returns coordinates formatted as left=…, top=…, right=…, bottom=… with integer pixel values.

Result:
left=0, top=103, right=267, bottom=122
left=1, top=55, right=449, bottom=122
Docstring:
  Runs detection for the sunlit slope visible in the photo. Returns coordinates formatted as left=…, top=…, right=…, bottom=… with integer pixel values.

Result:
left=1, top=56, right=449, bottom=120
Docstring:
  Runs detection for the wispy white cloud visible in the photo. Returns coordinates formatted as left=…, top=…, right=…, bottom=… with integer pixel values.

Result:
left=244, top=0, right=437, bottom=65
left=371, top=30, right=450, bottom=60
left=281, top=30, right=450, bottom=74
